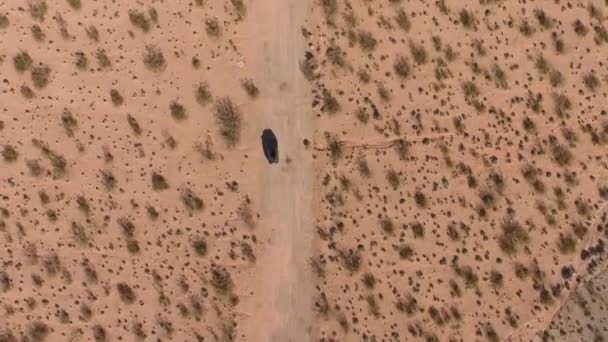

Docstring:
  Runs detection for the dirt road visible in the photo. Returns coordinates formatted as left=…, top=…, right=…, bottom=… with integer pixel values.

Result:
left=239, top=1, right=314, bottom=341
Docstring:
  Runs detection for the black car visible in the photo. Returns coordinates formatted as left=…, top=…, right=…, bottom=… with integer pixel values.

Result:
left=261, top=129, right=278, bottom=164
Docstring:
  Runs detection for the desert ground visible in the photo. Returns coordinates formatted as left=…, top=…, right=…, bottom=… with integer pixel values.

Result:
left=1, top=0, right=608, bottom=341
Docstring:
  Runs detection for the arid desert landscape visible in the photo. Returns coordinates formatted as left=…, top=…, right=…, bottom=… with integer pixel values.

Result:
left=1, top=0, right=608, bottom=341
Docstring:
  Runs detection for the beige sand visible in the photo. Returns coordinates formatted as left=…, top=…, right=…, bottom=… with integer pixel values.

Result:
left=1, top=0, right=608, bottom=341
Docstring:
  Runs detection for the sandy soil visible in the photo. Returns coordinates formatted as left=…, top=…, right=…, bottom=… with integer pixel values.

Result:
left=2, top=0, right=608, bottom=341
left=238, top=0, right=314, bottom=341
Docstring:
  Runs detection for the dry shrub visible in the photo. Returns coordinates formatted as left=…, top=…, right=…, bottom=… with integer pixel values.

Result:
left=143, top=45, right=165, bottom=71
left=214, top=97, right=242, bottom=147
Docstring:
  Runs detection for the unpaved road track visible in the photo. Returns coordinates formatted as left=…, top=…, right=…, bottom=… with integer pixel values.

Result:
left=240, top=1, right=314, bottom=341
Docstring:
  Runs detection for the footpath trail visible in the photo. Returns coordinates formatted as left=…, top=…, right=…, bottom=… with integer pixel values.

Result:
left=240, top=1, right=314, bottom=341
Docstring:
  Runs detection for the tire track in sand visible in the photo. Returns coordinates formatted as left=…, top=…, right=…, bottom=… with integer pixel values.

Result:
left=239, top=1, right=313, bottom=341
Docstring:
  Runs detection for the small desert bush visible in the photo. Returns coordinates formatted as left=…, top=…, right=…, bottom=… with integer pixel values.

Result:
left=459, top=9, right=475, bottom=29
left=100, top=170, right=116, bottom=190
left=396, top=295, right=417, bottom=316
left=380, top=217, right=394, bottom=234
left=210, top=266, right=233, bottom=293
left=180, top=188, right=204, bottom=211
left=398, top=244, right=414, bottom=259
left=205, top=17, right=221, bottom=37
left=28, top=321, right=49, bottom=342
left=0, top=14, right=8, bottom=29
left=129, top=10, right=150, bottom=32
left=558, top=234, right=576, bottom=254
left=409, top=41, right=427, bottom=64
left=127, top=114, right=142, bottom=135
left=13, top=51, right=33, bottom=72
left=86, top=25, right=99, bottom=41
left=357, top=158, right=371, bottom=177
left=386, top=169, right=400, bottom=189
left=192, top=238, right=207, bottom=257
left=31, top=64, right=50, bottom=88
left=549, top=70, right=563, bottom=87
left=66, top=0, right=81, bottom=10
left=573, top=20, right=588, bottom=36
left=21, top=85, right=35, bottom=99
left=169, top=101, right=187, bottom=120
left=498, top=218, right=529, bottom=255
left=411, top=221, right=425, bottom=238
left=195, top=82, right=212, bottom=105
left=414, top=191, right=427, bottom=208
left=489, top=270, right=503, bottom=289
left=583, top=72, right=600, bottom=91
left=550, top=143, right=572, bottom=166
left=320, top=0, right=338, bottom=23
left=2, top=145, right=18, bottom=162
left=519, top=20, right=534, bottom=36
left=325, top=133, right=343, bottom=161
left=117, top=282, right=136, bottom=304
left=31, top=24, right=45, bottom=41
left=339, top=250, right=361, bottom=273
left=230, top=0, right=247, bottom=18
left=92, top=325, right=106, bottom=342
left=358, top=30, right=377, bottom=51
left=534, top=9, right=552, bottom=29
left=321, top=89, right=340, bottom=114
left=395, top=8, right=411, bottom=31
left=61, top=109, right=78, bottom=136
left=393, top=55, right=410, bottom=78
left=95, top=49, right=111, bottom=69
left=300, top=52, right=318, bottom=81
left=240, top=78, right=259, bottom=98
left=74, top=51, right=88, bottom=70
left=151, top=172, right=169, bottom=190
left=108, top=89, right=123, bottom=106
left=214, top=97, right=242, bottom=147
left=29, top=1, right=48, bottom=21
left=143, top=45, right=166, bottom=71
left=554, top=93, right=571, bottom=118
